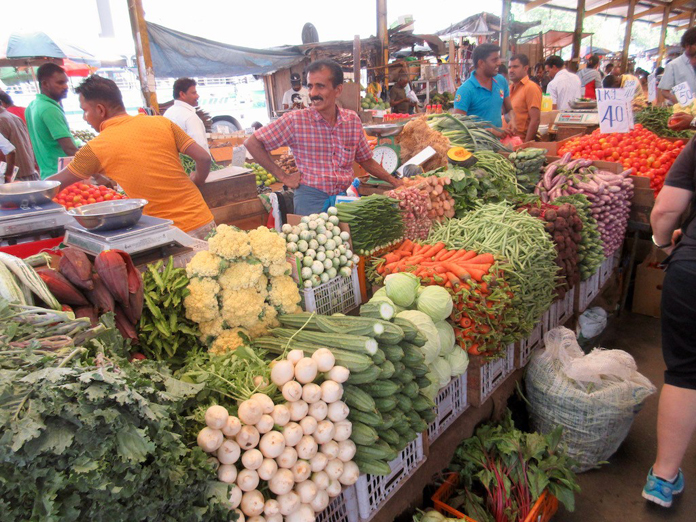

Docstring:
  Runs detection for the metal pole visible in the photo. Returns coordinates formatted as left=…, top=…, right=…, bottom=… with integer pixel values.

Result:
left=500, top=0, right=512, bottom=60
left=620, top=0, right=637, bottom=74
left=571, top=0, right=585, bottom=65
left=127, top=0, right=159, bottom=113
left=657, top=5, right=672, bottom=67
left=376, top=0, right=389, bottom=91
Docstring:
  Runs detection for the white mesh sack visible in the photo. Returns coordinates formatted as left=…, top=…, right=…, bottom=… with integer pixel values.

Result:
left=525, top=326, right=656, bottom=472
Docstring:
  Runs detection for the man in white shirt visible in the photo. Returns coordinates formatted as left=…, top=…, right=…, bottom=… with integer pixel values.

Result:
left=163, top=78, right=209, bottom=152
left=282, top=73, right=310, bottom=110
left=659, top=28, right=696, bottom=104
left=545, top=55, right=581, bottom=110
left=0, top=132, right=16, bottom=183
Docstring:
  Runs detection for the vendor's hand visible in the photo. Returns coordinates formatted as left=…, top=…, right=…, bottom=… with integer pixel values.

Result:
left=283, top=171, right=300, bottom=189
left=390, top=177, right=404, bottom=188
left=663, top=229, right=683, bottom=256
left=488, top=128, right=509, bottom=139
left=668, top=112, right=693, bottom=131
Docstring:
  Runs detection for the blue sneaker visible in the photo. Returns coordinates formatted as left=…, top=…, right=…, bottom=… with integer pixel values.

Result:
left=642, top=468, right=685, bottom=507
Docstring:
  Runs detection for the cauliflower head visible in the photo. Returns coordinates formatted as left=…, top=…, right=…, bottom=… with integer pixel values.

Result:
left=221, top=286, right=266, bottom=328
left=209, top=327, right=249, bottom=355
left=267, top=260, right=292, bottom=278
left=208, top=224, right=251, bottom=260
left=199, top=315, right=224, bottom=342
left=246, top=304, right=280, bottom=338
left=249, top=227, right=287, bottom=267
left=219, top=261, right=265, bottom=291
left=268, top=275, right=301, bottom=314
left=186, top=250, right=226, bottom=279
left=184, top=277, right=221, bottom=324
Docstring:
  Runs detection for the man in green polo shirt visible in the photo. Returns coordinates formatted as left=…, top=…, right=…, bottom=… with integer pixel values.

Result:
left=25, top=63, right=78, bottom=178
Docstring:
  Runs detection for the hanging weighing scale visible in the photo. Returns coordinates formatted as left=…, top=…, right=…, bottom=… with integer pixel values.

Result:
left=365, top=124, right=404, bottom=176
left=0, top=202, right=73, bottom=246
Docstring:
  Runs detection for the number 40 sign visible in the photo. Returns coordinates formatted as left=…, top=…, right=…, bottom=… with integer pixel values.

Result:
left=596, top=88, right=633, bottom=134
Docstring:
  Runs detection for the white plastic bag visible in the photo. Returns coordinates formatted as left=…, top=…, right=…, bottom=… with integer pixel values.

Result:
left=577, top=306, right=607, bottom=340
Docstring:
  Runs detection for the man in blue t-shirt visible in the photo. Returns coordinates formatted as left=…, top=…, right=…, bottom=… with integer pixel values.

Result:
left=453, top=43, right=515, bottom=138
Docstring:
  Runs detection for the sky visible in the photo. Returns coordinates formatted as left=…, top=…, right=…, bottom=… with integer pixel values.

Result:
left=0, top=0, right=502, bottom=58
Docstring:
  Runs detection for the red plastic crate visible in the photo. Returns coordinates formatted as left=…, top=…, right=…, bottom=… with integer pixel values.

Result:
left=0, top=237, right=63, bottom=258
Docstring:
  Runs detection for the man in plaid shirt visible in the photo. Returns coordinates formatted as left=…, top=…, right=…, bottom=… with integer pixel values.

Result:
left=246, top=59, right=401, bottom=215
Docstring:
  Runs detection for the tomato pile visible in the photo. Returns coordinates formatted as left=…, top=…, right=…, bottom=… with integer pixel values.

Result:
left=558, top=124, right=686, bottom=196
left=53, top=183, right=127, bottom=210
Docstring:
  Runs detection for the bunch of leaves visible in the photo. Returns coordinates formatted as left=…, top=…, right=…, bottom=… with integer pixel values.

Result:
left=180, top=153, right=225, bottom=174
left=0, top=327, right=233, bottom=522
left=447, top=411, right=579, bottom=522
left=139, top=257, right=202, bottom=366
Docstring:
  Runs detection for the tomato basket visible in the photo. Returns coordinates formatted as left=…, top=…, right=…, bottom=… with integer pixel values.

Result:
left=432, top=472, right=558, bottom=522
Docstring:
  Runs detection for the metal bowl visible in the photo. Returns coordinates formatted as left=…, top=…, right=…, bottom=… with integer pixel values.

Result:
left=364, top=123, right=404, bottom=137
left=0, top=180, right=61, bottom=209
left=67, top=199, right=148, bottom=232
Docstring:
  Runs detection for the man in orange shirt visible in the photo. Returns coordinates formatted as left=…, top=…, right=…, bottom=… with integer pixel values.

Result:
left=48, top=75, right=214, bottom=237
left=508, top=54, right=542, bottom=142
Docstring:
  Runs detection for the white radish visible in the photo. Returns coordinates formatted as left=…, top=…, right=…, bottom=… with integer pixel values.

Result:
left=311, top=348, right=335, bottom=372
left=259, top=431, right=286, bottom=459
left=217, top=439, right=241, bottom=465
left=236, top=425, right=260, bottom=450
left=247, top=517, right=266, bottom=522
left=325, top=459, right=344, bottom=480
left=253, top=375, right=268, bottom=389
left=276, top=447, right=298, bottom=469
left=339, top=460, right=360, bottom=486
left=264, top=499, right=280, bottom=516
left=269, top=467, right=295, bottom=495
left=327, top=401, right=349, bottom=422
left=241, top=449, right=264, bottom=470
left=286, top=504, right=314, bottom=522
left=283, top=422, right=303, bottom=447
left=320, top=380, right=343, bottom=403
left=205, top=405, right=229, bottom=430
left=266, top=515, right=282, bottom=522
left=310, top=489, right=330, bottom=513
left=217, top=463, right=237, bottom=483
left=313, top=420, right=335, bottom=444
left=337, top=440, right=356, bottom=462
left=238, top=400, right=264, bottom=425
left=250, top=393, right=275, bottom=414
left=287, top=349, right=304, bottom=365
left=271, top=404, right=291, bottom=426
left=294, top=358, right=318, bottom=384
left=333, top=420, right=352, bottom=442
left=292, top=459, right=312, bottom=482
left=241, top=489, right=264, bottom=517
left=288, top=400, right=309, bottom=421
left=296, top=435, right=318, bottom=459
left=255, top=414, right=274, bottom=434
left=320, top=441, right=339, bottom=459
left=222, top=415, right=242, bottom=437
left=229, top=485, right=242, bottom=509
left=310, top=452, right=329, bottom=472
left=301, top=383, right=322, bottom=404
left=296, top=479, right=318, bottom=504
left=277, top=491, right=301, bottom=516
left=308, top=400, right=328, bottom=421
left=197, top=427, right=223, bottom=453
left=327, top=365, right=350, bottom=383
left=237, top=469, right=260, bottom=492
left=326, top=478, right=342, bottom=498
left=271, top=360, right=295, bottom=386
left=300, top=416, right=317, bottom=436
left=257, top=458, right=278, bottom=481
left=282, top=381, right=303, bottom=402
left=312, top=470, right=330, bottom=490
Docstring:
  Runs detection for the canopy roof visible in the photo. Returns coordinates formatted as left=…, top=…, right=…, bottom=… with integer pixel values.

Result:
left=0, top=32, right=100, bottom=68
left=435, top=12, right=541, bottom=39
left=519, top=30, right=593, bottom=51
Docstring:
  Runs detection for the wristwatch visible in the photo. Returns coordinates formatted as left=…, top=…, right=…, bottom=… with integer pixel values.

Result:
left=690, top=117, right=696, bottom=129
left=652, top=235, right=672, bottom=249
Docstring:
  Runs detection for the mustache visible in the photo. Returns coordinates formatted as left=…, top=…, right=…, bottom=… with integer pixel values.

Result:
left=311, top=96, right=324, bottom=102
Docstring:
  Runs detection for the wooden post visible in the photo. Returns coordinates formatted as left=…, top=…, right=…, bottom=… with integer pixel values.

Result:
left=620, top=0, right=637, bottom=74
left=376, top=0, right=389, bottom=91
left=449, top=39, right=456, bottom=89
left=353, top=35, right=361, bottom=110
left=657, top=5, right=672, bottom=67
left=500, top=0, right=512, bottom=59
left=691, top=9, right=696, bottom=27
left=571, top=0, right=585, bottom=65
left=127, top=0, right=159, bottom=113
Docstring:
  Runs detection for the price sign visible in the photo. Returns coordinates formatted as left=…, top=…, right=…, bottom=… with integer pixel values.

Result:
left=623, top=79, right=637, bottom=100
left=672, top=82, right=694, bottom=106
left=648, top=74, right=657, bottom=103
left=596, top=88, right=632, bottom=134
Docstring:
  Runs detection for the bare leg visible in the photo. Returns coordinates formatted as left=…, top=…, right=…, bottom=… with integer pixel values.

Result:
left=653, top=383, right=696, bottom=479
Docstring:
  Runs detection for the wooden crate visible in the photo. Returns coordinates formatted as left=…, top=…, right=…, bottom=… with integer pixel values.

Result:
left=200, top=167, right=257, bottom=209
left=210, top=198, right=267, bottom=230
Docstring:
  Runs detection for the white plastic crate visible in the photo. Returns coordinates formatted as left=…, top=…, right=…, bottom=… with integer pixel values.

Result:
left=518, top=321, right=543, bottom=369
left=354, top=434, right=425, bottom=520
left=468, top=343, right=516, bottom=406
left=301, top=267, right=361, bottom=315
left=599, top=257, right=614, bottom=287
left=550, top=286, right=575, bottom=327
left=427, top=373, right=469, bottom=442
left=539, top=307, right=552, bottom=339
left=576, top=269, right=601, bottom=313
left=316, top=486, right=359, bottom=522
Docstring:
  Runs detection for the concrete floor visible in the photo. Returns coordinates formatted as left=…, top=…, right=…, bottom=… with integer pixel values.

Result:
left=559, top=312, right=696, bottom=522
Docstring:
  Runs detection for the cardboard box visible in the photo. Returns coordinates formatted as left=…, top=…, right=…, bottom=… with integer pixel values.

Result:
left=629, top=188, right=655, bottom=225
left=540, top=110, right=559, bottom=126
left=632, top=247, right=667, bottom=318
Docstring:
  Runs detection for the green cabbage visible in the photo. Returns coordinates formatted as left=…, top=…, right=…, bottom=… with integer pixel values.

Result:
left=435, top=321, right=456, bottom=356
left=416, top=285, right=453, bottom=322
left=446, top=349, right=469, bottom=376
left=397, top=310, right=441, bottom=363
left=422, top=371, right=440, bottom=400
left=433, top=357, right=452, bottom=388
left=385, top=272, right=420, bottom=307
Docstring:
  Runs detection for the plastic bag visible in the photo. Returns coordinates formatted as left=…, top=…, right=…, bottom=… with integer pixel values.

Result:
left=526, top=326, right=656, bottom=472
left=577, top=306, right=607, bottom=340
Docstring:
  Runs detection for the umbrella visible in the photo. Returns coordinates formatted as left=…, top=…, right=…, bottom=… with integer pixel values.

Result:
left=0, top=32, right=100, bottom=68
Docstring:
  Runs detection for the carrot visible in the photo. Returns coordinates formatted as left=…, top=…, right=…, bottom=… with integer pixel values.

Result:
left=439, top=250, right=457, bottom=261
left=412, top=243, right=422, bottom=254
left=400, top=239, right=415, bottom=252
left=478, top=282, right=488, bottom=293
left=478, top=325, right=491, bottom=334
left=450, top=250, right=477, bottom=262
left=435, top=266, right=448, bottom=274
left=442, top=262, right=472, bottom=281
left=434, top=248, right=450, bottom=261
left=419, top=242, right=445, bottom=258
left=377, top=264, right=386, bottom=275
left=444, top=281, right=452, bottom=289
left=384, top=253, right=400, bottom=264
left=384, top=261, right=400, bottom=272
left=468, top=344, right=482, bottom=355
left=466, top=253, right=495, bottom=265
left=459, top=263, right=492, bottom=273
left=459, top=317, right=473, bottom=328
left=446, top=272, right=460, bottom=287
left=465, top=268, right=487, bottom=282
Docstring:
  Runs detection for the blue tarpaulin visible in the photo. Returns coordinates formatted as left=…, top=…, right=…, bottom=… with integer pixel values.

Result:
left=146, top=22, right=306, bottom=78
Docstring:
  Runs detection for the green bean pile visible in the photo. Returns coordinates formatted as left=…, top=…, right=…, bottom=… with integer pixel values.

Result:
left=634, top=106, right=693, bottom=138
left=554, top=194, right=605, bottom=280
left=336, top=195, right=405, bottom=256
left=427, top=113, right=511, bottom=152
left=428, top=202, right=558, bottom=338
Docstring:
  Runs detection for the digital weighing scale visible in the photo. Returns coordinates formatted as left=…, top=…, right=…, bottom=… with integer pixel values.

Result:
left=0, top=201, right=73, bottom=245
left=554, top=110, right=600, bottom=127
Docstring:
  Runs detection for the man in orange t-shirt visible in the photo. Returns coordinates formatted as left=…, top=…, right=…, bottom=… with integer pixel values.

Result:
left=508, top=54, right=542, bottom=143
left=49, top=75, right=214, bottom=236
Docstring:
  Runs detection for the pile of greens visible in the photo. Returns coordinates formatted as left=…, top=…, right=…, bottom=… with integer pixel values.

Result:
left=447, top=411, right=579, bottom=522
left=634, top=106, right=693, bottom=138
left=180, top=153, right=225, bottom=174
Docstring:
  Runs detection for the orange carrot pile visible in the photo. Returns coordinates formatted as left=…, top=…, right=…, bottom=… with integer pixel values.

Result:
left=374, top=239, right=516, bottom=356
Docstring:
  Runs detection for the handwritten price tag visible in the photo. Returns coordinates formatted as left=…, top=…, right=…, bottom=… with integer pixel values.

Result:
left=596, top=88, right=632, bottom=134
left=672, top=82, right=694, bottom=106
left=623, top=79, right=637, bottom=100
